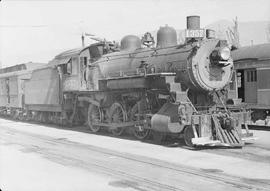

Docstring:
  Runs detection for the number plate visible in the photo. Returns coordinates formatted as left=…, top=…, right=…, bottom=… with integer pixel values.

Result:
left=186, top=29, right=204, bottom=38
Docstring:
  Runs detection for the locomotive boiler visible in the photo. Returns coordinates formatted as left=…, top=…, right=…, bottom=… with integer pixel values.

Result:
left=0, top=16, right=256, bottom=147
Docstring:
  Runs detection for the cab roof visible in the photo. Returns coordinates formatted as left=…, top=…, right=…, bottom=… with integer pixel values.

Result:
left=49, top=42, right=106, bottom=67
left=54, top=42, right=105, bottom=59
left=55, top=47, right=84, bottom=59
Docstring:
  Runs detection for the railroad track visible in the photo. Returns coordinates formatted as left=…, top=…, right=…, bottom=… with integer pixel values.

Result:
left=1, top=123, right=270, bottom=191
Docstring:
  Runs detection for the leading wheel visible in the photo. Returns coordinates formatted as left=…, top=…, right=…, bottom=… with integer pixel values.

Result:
left=110, top=102, right=127, bottom=136
left=184, top=125, right=195, bottom=147
left=88, top=104, right=102, bottom=132
left=131, top=103, right=150, bottom=140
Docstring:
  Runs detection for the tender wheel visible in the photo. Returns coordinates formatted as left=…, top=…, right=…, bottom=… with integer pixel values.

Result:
left=131, top=103, right=150, bottom=140
left=184, top=125, right=195, bottom=147
left=110, top=102, right=127, bottom=136
left=88, top=104, right=102, bottom=132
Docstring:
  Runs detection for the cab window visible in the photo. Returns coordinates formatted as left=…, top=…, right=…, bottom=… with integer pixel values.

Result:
left=67, top=60, right=72, bottom=75
left=89, top=46, right=102, bottom=62
left=71, top=57, right=78, bottom=75
left=62, top=64, right=67, bottom=74
left=62, top=57, right=78, bottom=75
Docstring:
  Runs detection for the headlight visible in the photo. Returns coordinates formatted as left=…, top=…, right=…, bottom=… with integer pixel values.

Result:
left=220, top=47, right=231, bottom=60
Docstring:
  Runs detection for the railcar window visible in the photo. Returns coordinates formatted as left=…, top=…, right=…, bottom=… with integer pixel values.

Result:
left=251, top=71, right=254, bottom=82
left=246, top=70, right=257, bottom=82
left=254, top=70, right=257, bottom=81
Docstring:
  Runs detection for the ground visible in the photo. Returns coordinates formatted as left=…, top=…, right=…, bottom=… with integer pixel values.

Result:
left=0, top=118, right=270, bottom=191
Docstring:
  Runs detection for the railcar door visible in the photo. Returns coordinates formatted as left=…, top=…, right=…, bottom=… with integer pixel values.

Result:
left=244, top=69, right=257, bottom=103
left=237, top=70, right=245, bottom=101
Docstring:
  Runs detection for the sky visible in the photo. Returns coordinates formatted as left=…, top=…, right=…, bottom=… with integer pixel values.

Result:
left=0, top=0, right=270, bottom=67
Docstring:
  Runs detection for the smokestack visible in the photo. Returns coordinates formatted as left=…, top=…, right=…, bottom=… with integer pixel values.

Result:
left=186, top=16, right=200, bottom=30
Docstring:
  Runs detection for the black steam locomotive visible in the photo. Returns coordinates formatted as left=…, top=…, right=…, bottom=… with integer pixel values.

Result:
left=0, top=16, right=255, bottom=147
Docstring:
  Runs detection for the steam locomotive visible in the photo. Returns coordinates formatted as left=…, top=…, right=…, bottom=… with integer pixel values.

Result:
left=0, top=16, right=255, bottom=147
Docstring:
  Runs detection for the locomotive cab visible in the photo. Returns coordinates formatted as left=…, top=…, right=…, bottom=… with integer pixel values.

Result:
left=50, top=47, right=90, bottom=92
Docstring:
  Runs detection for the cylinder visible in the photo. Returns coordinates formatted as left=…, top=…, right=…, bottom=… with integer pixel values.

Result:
left=156, top=25, right=177, bottom=48
left=187, top=16, right=200, bottom=30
